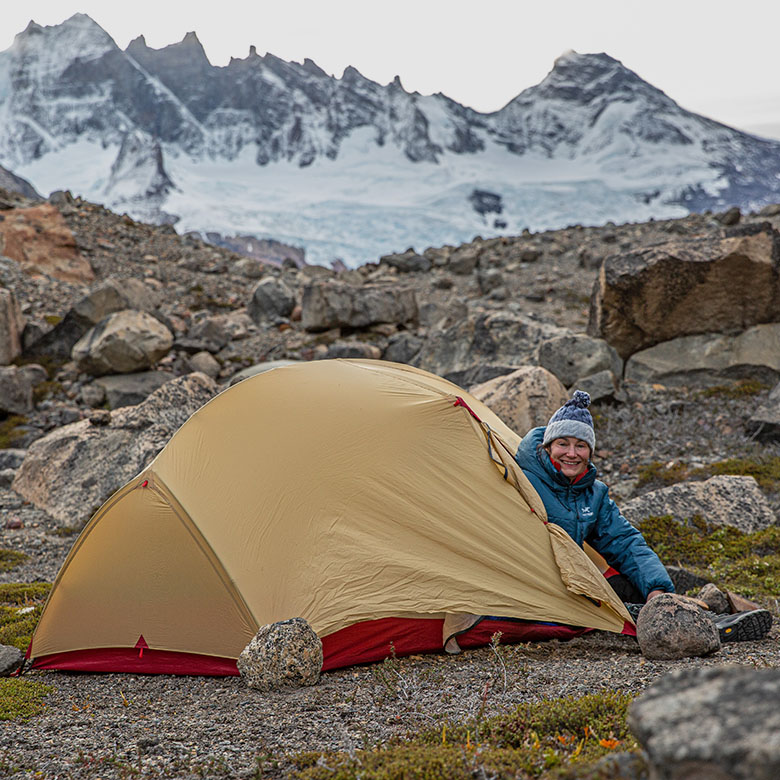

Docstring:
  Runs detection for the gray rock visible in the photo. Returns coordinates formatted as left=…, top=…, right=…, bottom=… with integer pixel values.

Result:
left=0, top=287, right=24, bottom=365
left=715, top=205, right=741, bottom=225
left=665, top=565, right=711, bottom=595
left=301, top=282, right=417, bottom=332
left=636, top=593, right=720, bottom=660
left=379, top=249, right=431, bottom=273
left=448, top=365, right=521, bottom=389
left=0, top=469, right=16, bottom=488
left=696, top=583, right=731, bottom=614
left=746, top=380, right=780, bottom=442
left=629, top=666, right=780, bottom=779
left=448, top=244, right=480, bottom=275
left=18, top=363, right=47, bottom=387
left=382, top=332, right=423, bottom=364
left=25, top=278, right=155, bottom=360
left=537, top=332, right=622, bottom=388
left=188, top=351, right=221, bottom=378
left=322, top=342, right=382, bottom=360
left=588, top=228, right=780, bottom=359
left=622, top=475, right=776, bottom=533
left=12, top=373, right=217, bottom=528
left=78, top=382, right=107, bottom=408
left=232, top=257, right=265, bottom=278
left=758, top=203, right=780, bottom=217
left=0, top=449, right=26, bottom=470
left=414, top=311, right=565, bottom=379
left=0, top=365, right=34, bottom=414
left=237, top=618, right=322, bottom=691
left=72, top=310, right=174, bottom=376
left=572, top=369, right=623, bottom=404
left=0, top=644, right=23, bottom=676
left=624, top=324, right=780, bottom=387
left=247, top=277, right=296, bottom=323
left=185, top=315, right=231, bottom=352
left=470, top=366, right=568, bottom=434
left=477, top=268, right=505, bottom=294
left=95, top=370, right=176, bottom=409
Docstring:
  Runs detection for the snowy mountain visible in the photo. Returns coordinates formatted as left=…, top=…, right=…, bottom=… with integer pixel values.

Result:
left=1, top=14, right=779, bottom=266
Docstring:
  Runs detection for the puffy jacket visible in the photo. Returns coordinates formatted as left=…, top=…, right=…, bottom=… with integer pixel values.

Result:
left=515, top=427, right=674, bottom=600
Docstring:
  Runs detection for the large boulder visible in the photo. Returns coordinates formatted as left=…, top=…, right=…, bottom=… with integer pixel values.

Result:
left=26, top=278, right=156, bottom=360
left=237, top=618, right=322, bottom=691
left=247, top=277, right=296, bottom=323
left=636, top=593, right=720, bottom=660
left=588, top=228, right=780, bottom=359
left=621, top=475, right=776, bottom=533
left=624, top=324, right=780, bottom=387
left=414, top=311, right=565, bottom=379
left=537, top=332, right=622, bottom=388
left=0, top=287, right=24, bottom=365
left=72, top=310, right=173, bottom=376
left=470, top=366, right=568, bottom=434
left=629, top=666, right=780, bottom=779
left=0, top=365, right=34, bottom=415
left=0, top=644, right=23, bottom=676
left=301, top=282, right=417, bottom=332
left=0, top=203, right=94, bottom=283
left=94, top=370, right=176, bottom=409
left=12, top=373, right=217, bottom=528
left=746, top=381, right=780, bottom=442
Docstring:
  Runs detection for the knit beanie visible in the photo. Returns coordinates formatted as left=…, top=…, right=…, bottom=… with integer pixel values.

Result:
left=542, top=390, right=595, bottom=453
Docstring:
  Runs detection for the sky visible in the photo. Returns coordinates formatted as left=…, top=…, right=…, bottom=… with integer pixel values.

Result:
left=3, top=1, right=780, bottom=139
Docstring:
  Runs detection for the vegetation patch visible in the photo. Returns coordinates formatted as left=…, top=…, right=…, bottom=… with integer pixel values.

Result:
left=0, top=678, right=53, bottom=721
left=0, top=583, right=52, bottom=651
left=636, top=460, right=692, bottom=489
left=639, top=515, right=780, bottom=601
left=284, top=690, right=638, bottom=780
left=0, top=415, right=29, bottom=449
left=0, top=549, right=28, bottom=572
left=698, top=379, right=769, bottom=399
left=32, top=379, right=64, bottom=404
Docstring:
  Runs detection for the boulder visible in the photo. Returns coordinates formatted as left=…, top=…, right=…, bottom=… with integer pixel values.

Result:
left=247, top=277, right=296, bottom=323
left=322, top=342, right=382, bottom=360
left=571, top=369, right=623, bottom=404
left=382, top=332, right=423, bottom=364
left=0, top=449, right=26, bottom=470
left=624, top=323, right=780, bottom=387
left=621, top=475, right=776, bottom=533
left=26, top=278, right=156, bottom=360
left=414, top=311, right=565, bottom=379
left=182, top=315, right=231, bottom=353
left=0, top=644, right=23, bottom=676
left=588, top=229, right=780, bottom=358
left=379, top=249, right=431, bottom=273
left=94, top=370, right=176, bottom=408
left=636, top=593, right=720, bottom=660
left=12, top=373, right=217, bottom=528
left=470, top=366, right=568, bottom=434
left=72, top=310, right=174, bottom=376
left=629, top=666, right=780, bottom=779
left=0, top=203, right=94, bottom=283
left=448, top=244, right=481, bottom=274
left=537, top=332, right=622, bottom=388
left=0, top=287, right=24, bottom=365
left=78, top=382, right=107, bottom=408
left=188, top=351, right=221, bottom=378
left=696, top=583, right=731, bottom=614
left=746, top=381, right=780, bottom=442
left=301, top=282, right=417, bottom=332
left=0, top=365, right=34, bottom=414
left=237, top=617, right=322, bottom=691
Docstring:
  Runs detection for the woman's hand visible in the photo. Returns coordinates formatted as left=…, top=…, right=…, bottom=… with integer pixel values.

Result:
left=646, top=589, right=665, bottom=600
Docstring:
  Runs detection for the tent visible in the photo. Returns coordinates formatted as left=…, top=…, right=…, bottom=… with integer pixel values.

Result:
left=29, top=359, right=632, bottom=675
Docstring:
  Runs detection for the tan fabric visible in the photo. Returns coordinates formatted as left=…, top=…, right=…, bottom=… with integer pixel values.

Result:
left=31, top=359, right=628, bottom=662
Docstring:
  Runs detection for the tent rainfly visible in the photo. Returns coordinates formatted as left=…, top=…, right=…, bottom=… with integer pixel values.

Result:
left=29, top=360, right=632, bottom=675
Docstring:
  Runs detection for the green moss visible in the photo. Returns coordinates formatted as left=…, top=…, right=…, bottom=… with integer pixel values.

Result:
left=696, top=456, right=780, bottom=491
left=0, top=415, right=28, bottom=449
left=32, top=379, right=63, bottom=403
left=0, top=583, right=51, bottom=651
left=636, top=461, right=692, bottom=489
left=287, top=691, right=637, bottom=780
left=0, top=549, right=28, bottom=572
left=698, top=379, right=769, bottom=399
left=0, top=678, right=53, bottom=721
left=43, top=314, right=63, bottom=326
left=638, top=516, right=780, bottom=601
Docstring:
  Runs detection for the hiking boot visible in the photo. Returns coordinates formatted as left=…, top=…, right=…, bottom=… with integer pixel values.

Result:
left=713, top=610, right=773, bottom=643
left=624, top=603, right=644, bottom=623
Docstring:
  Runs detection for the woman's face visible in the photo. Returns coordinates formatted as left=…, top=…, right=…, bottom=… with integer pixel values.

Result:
left=547, top=437, right=591, bottom=479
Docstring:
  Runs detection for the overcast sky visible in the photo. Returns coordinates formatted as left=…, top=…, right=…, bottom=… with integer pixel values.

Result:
left=4, top=1, right=780, bottom=138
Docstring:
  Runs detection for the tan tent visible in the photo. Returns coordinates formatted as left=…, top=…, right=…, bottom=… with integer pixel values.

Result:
left=29, top=359, right=630, bottom=675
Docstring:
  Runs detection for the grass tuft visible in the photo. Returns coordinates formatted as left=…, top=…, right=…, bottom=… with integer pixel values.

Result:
left=0, top=549, right=29, bottom=572
left=0, top=583, right=52, bottom=651
left=0, top=678, right=53, bottom=721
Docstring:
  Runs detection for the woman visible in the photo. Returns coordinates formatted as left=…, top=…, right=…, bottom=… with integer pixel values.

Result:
left=514, top=390, right=673, bottom=604
left=514, top=390, right=772, bottom=642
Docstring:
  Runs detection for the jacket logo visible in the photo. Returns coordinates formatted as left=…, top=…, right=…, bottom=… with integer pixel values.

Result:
left=580, top=507, right=594, bottom=517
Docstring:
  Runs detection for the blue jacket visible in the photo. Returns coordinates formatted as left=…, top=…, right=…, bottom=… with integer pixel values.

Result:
left=515, top=427, right=674, bottom=600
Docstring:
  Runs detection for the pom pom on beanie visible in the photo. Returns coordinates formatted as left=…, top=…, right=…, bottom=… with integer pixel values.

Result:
left=542, top=390, right=595, bottom=453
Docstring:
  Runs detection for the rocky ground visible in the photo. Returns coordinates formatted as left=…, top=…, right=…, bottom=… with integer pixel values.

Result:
left=2, top=189, right=780, bottom=778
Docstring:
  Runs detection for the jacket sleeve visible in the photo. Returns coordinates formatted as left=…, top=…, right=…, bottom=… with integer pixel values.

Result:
left=586, top=489, right=675, bottom=600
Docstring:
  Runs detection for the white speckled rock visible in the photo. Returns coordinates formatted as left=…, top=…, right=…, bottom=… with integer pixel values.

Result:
left=637, top=593, right=720, bottom=660
left=238, top=618, right=323, bottom=692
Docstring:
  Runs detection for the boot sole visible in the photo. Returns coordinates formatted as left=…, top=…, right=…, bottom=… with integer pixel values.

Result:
left=719, top=610, right=772, bottom=643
